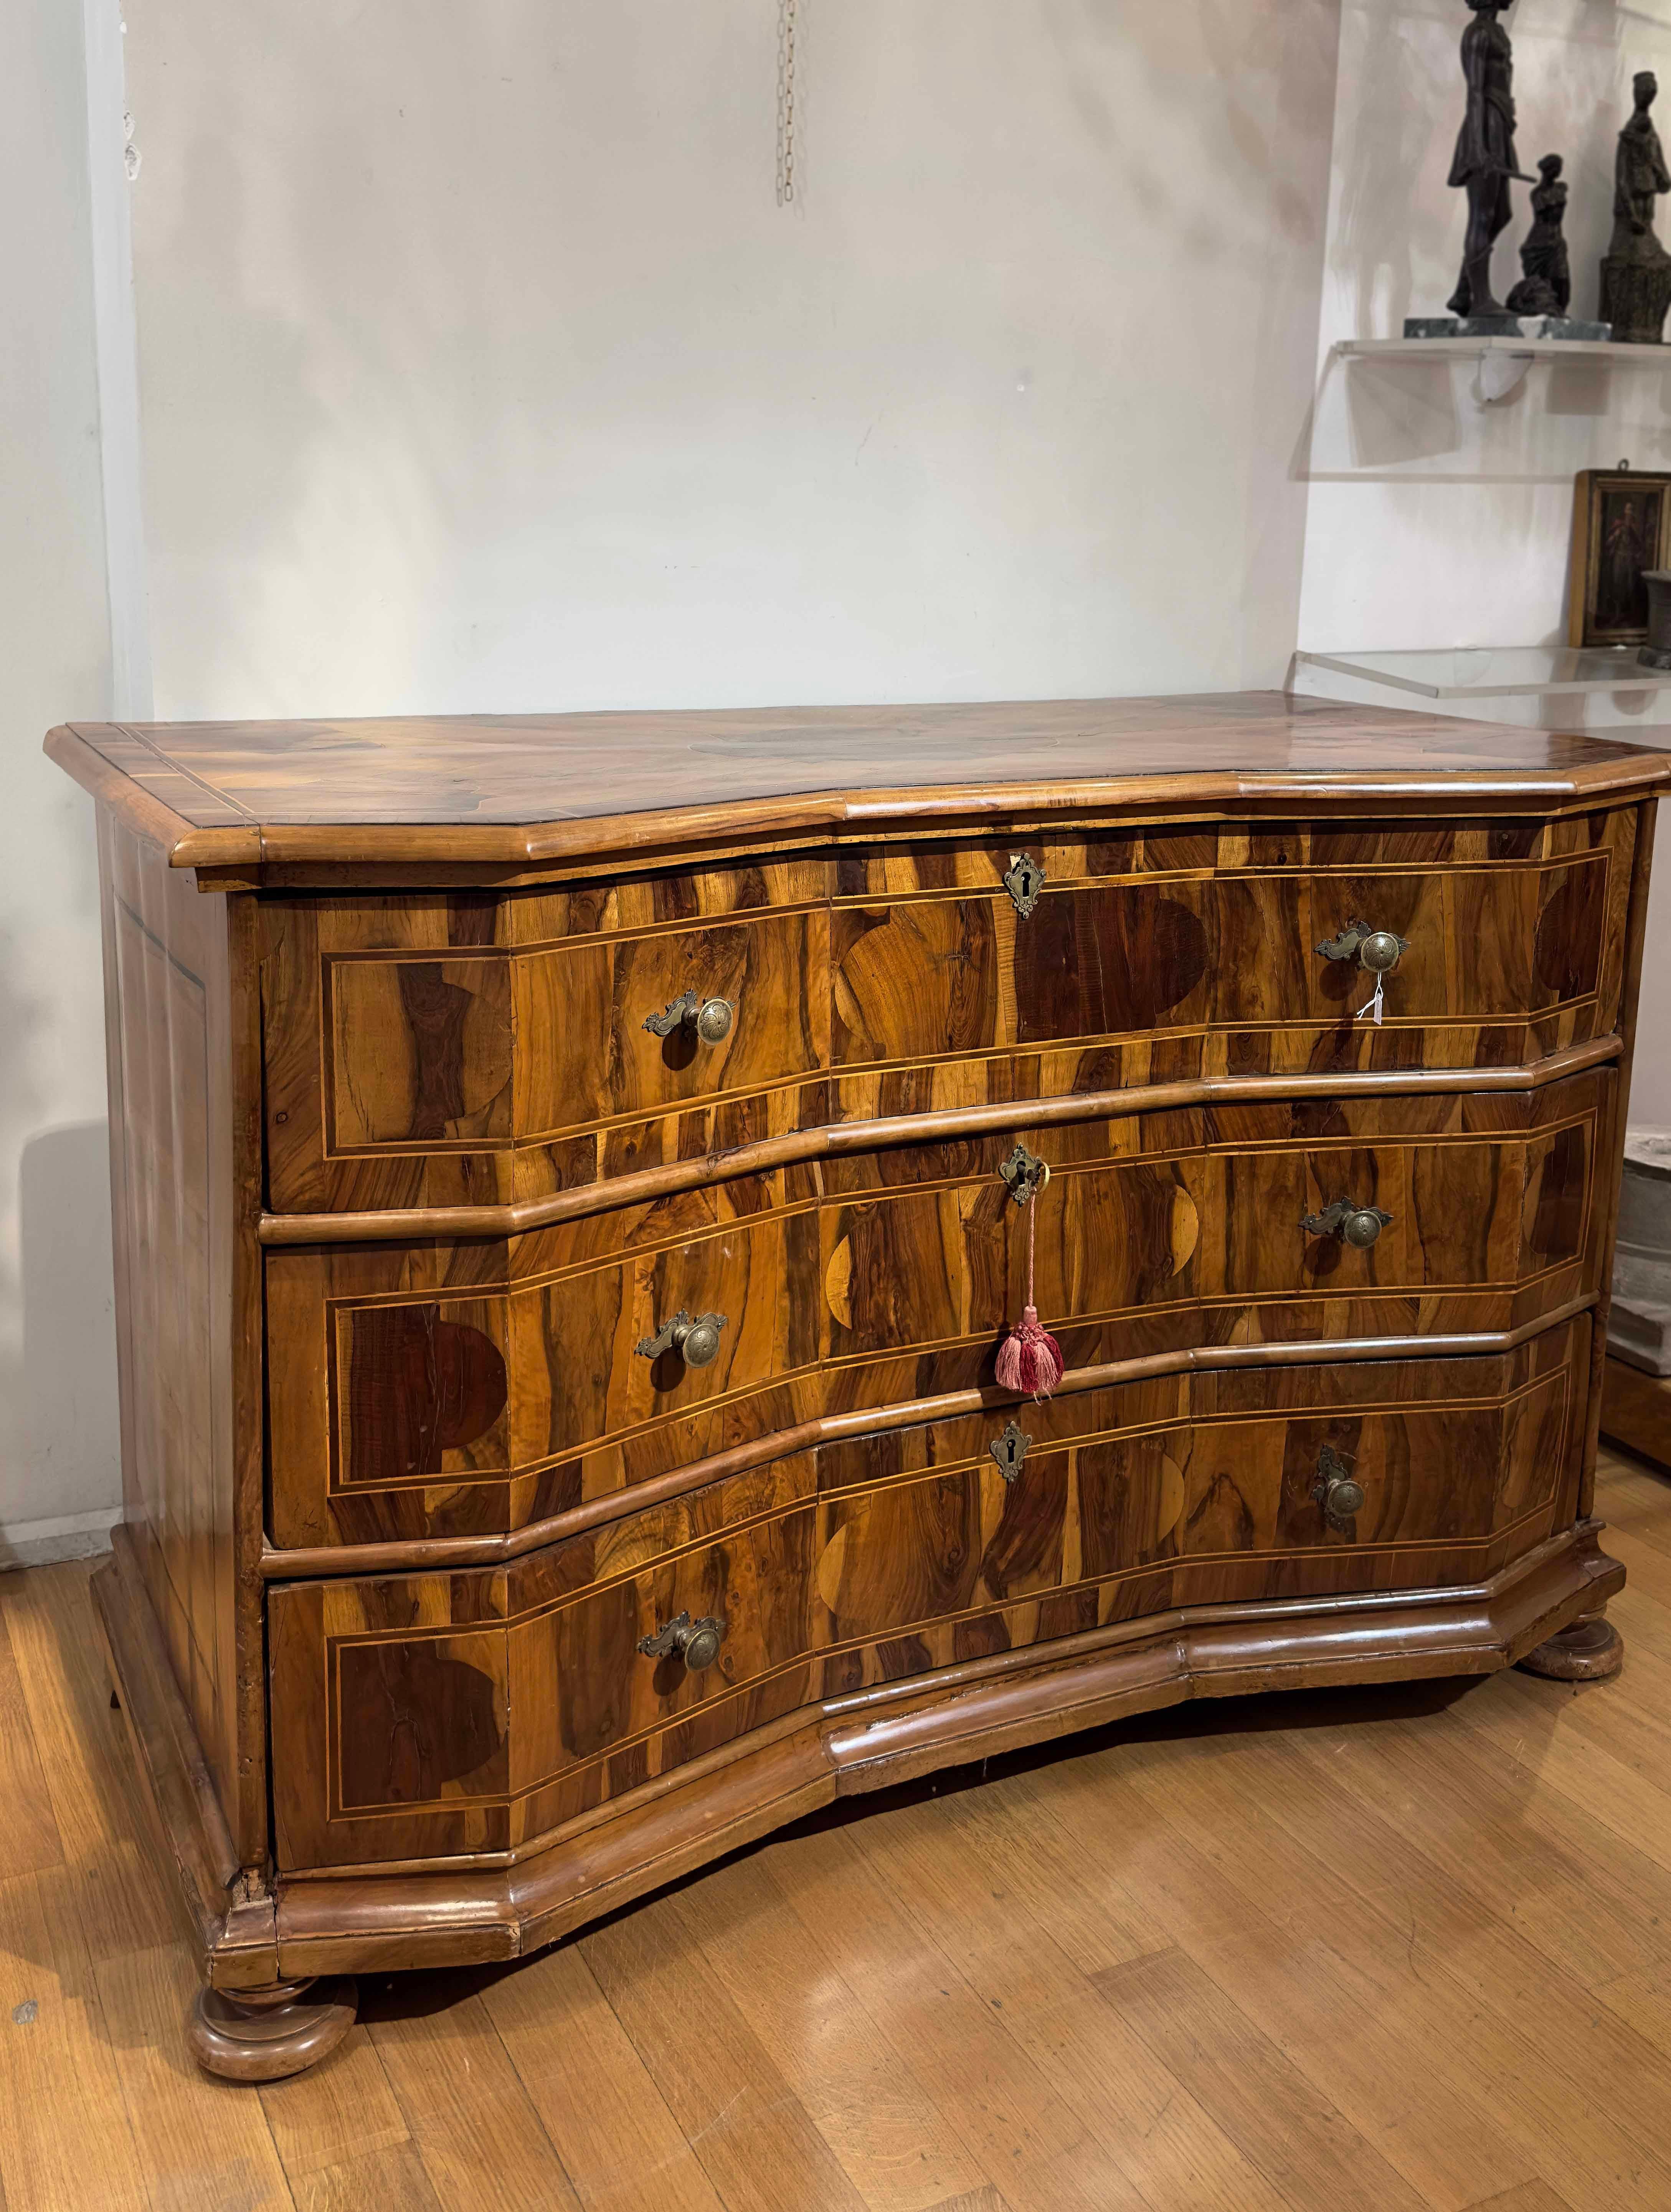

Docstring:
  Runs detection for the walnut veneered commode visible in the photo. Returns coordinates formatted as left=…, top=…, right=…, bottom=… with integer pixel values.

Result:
left=49, top=691, right=1669, bottom=2080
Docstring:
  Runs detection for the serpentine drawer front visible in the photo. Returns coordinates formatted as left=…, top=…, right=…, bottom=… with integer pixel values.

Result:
left=831, top=821, right=1630, bottom=1082
left=267, top=1316, right=1587, bottom=1871
left=52, top=695, right=1669, bottom=2076
left=256, top=807, right=1633, bottom=1217
left=261, top=885, right=830, bottom=1214
left=265, top=1072, right=1607, bottom=1547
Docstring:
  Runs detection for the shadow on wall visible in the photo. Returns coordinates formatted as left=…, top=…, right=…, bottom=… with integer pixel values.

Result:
left=0, top=1121, right=120, bottom=1560
left=1334, top=3, right=1441, bottom=339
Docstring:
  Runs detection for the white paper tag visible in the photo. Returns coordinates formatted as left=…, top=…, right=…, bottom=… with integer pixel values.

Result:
left=1355, top=973, right=1385, bottom=1026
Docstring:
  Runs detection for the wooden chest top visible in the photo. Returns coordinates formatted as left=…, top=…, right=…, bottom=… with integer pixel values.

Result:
left=45, top=691, right=1671, bottom=882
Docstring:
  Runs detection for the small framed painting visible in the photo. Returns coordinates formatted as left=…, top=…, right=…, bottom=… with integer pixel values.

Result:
left=1569, top=467, right=1671, bottom=647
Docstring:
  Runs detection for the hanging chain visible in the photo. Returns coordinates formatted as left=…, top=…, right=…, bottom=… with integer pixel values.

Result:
left=777, top=0, right=797, bottom=204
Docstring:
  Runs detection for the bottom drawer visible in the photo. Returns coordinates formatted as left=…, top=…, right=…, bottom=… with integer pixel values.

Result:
left=269, top=1315, right=1589, bottom=1871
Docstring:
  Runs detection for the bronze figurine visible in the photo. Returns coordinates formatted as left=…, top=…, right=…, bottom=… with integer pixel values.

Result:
left=1445, top=0, right=1529, bottom=326
left=1506, top=154, right=1571, bottom=317
left=1602, top=72, right=1671, bottom=343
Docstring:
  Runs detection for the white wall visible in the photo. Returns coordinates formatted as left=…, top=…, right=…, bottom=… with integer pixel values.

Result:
left=22, top=2, right=1671, bottom=1562
left=1297, top=0, right=1671, bottom=1118
left=0, top=0, right=124, bottom=1560
left=4, top=1, right=1347, bottom=1556
left=121, top=0, right=1342, bottom=718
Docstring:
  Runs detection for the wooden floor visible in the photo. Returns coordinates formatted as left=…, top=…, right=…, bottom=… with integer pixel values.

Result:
left=4, top=1455, right=1671, bottom=2212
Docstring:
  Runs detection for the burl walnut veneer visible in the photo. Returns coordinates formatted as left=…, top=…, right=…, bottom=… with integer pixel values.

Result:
left=49, top=693, right=1671, bottom=2080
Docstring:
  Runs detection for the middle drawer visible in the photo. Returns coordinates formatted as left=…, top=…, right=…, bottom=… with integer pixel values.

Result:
left=266, top=1071, right=1609, bottom=1549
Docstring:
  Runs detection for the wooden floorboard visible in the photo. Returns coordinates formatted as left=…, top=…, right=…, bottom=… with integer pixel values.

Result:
left=3, top=1459, right=1671, bottom=2212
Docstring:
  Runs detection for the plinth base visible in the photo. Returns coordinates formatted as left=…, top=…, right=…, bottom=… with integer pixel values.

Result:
left=1599, top=257, right=1671, bottom=346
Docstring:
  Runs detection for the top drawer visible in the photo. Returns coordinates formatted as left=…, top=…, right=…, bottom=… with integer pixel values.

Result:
left=261, top=859, right=831, bottom=1213
left=830, top=813, right=1633, bottom=1083
left=258, top=811, right=1636, bottom=1215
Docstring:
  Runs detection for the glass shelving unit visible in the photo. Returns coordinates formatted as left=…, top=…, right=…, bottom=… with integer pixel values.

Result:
left=1293, top=645, right=1671, bottom=701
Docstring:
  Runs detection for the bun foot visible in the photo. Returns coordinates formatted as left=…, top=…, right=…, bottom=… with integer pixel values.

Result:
left=187, top=1977, right=357, bottom=2082
left=1518, top=1607, right=1624, bottom=1683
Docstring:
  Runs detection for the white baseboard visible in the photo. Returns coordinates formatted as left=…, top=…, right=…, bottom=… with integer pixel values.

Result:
left=0, top=1506, right=122, bottom=1572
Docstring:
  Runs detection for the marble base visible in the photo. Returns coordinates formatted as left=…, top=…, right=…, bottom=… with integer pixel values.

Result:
left=1403, top=313, right=1524, bottom=338
left=1399, top=313, right=1612, bottom=345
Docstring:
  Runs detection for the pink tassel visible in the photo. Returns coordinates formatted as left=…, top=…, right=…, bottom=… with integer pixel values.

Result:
left=996, top=1305, right=1064, bottom=1395
left=996, top=1183, right=1064, bottom=1399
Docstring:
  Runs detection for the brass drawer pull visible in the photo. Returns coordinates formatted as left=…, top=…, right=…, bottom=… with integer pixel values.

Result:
left=637, top=1610, right=726, bottom=1672
left=642, top=989, right=735, bottom=1045
left=635, top=1309, right=728, bottom=1368
left=1301, top=1198, right=1392, bottom=1249
left=1316, top=918, right=1408, bottom=1026
left=1003, top=850, right=1046, bottom=919
left=1312, top=1443, right=1365, bottom=1530
left=1314, top=919, right=1408, bottom=975
left=988, top=1419, right=1032, bottom=1483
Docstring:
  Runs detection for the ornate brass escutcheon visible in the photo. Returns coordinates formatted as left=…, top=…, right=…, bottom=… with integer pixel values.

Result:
left=642, top=988, right=735, bottom=1044
left=1002, top=850, right=1046, bottom=919
left=637, top=1610, right=727, bottom=1671
left=988, top=1419, right=1032, bottom=1483
left=1312, top=1442, right=1366, bottom=1531
left=1301, top=1198, right=1393, bottom=1249
left=1314, top=918, right=1408, bottom=975
left=998, top=1141, right=1050, bottom=1207
left=634, top=1309, right=729, bottom=1368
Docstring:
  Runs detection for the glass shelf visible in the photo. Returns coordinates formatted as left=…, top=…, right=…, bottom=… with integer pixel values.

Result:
left=1294, top=646, right=1671, bottom=700
left=1335, top=337, right=1671, bottom=366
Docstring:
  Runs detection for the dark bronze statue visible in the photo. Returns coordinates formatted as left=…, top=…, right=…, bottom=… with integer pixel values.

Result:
left=1446, top=0, right=1529, bottom=323
left=1615, top=73, right=1671, bottom=250
left=1601, top=72, right=1671, bottom=342
left=1506, top=154, right=1571, bottom=317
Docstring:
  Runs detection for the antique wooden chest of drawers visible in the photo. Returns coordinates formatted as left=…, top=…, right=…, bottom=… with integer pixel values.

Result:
left=49, top=693, right=1670, bottom=2079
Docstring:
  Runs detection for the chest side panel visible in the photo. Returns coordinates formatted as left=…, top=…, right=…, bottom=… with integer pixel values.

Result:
left=98, top=811, right=264, bottom=1864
